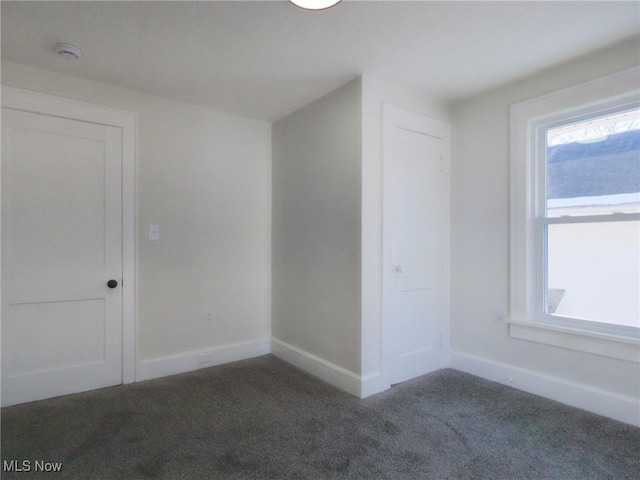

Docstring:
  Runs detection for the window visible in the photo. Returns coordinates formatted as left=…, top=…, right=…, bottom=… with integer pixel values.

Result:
left=543, top=109, right=639, bottom=326
left=508, top=67, right=640, bottom=361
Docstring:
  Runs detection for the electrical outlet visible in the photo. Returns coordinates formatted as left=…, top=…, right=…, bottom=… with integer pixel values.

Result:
left=204, top=309, right=214, bottom=324
left=149, top=224, right=160, bottom=241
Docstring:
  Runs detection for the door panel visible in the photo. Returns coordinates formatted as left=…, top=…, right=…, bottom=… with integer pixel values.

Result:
left=6, top=299, right=106, bottom=376
left=2, top=108, right=123, bottom=406
left=393, top=129, right=442, bottom=292
left=384, top=106, right=447, bottom=386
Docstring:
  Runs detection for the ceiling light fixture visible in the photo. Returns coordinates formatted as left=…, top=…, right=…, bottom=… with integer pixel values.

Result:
left=55, top=42, right=81, bottom=60
left=289, top=0, right=341, bottom=11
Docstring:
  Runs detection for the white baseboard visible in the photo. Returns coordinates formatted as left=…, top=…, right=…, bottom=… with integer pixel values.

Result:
left=271, top=338, right=364, bottom=397
left=137, top=338, right=271, bottom=382
left=450, top=350, right=640, bottom=427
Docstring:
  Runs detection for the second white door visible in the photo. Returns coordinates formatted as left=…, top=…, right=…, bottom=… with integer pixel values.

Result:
left=383, top=105, right=449, bottom=386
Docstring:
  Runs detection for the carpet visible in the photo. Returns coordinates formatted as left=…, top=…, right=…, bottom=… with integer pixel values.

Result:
left=2, top=355, right=638, bottom=479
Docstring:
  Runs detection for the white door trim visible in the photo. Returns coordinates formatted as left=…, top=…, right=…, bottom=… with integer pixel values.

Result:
left=381, top=104, right=451, bottom=387
left=1, top=86, right=138, bottom=385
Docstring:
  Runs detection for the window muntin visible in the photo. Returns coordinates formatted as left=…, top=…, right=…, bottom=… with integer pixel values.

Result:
left=539, top=107, right=640, bottom=328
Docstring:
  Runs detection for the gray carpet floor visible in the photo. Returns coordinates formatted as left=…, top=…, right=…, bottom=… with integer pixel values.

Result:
left=1, top=355, right=639, bottom=479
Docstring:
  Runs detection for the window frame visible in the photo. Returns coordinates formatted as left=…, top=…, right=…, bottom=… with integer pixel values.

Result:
left=507, top=67, right=640, bottom=361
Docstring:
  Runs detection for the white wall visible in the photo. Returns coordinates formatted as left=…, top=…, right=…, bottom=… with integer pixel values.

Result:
left=271, top=78, right=362, bottom=387
left=1, top=61, right=272, bottom=378
left=450, top=39, right=640, bottom=424
left=7, top=38, right=637, bottom=422
left=360, top=76, right=449, bottom=395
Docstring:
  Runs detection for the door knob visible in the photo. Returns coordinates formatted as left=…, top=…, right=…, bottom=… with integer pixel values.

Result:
left=394, top=265, right=404, bottom=274
left=107, top=279, right=118, bottom=289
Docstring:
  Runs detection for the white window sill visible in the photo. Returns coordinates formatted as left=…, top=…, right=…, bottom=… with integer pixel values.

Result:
left=504, top=318, right=640, bottom=363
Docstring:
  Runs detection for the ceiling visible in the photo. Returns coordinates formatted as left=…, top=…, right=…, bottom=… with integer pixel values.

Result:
left=2, top=1, right=639, bottom=121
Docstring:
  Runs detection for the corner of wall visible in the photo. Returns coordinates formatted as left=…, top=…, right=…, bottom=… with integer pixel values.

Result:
left=271, top=338, right=362, bottom=396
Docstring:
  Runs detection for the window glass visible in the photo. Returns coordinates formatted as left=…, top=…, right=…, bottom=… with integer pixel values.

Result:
left=546, top=109, right=640, bottom=217
left=544, top=108, right=640, bottom=326
left=547, top=221, right=640, bottom=327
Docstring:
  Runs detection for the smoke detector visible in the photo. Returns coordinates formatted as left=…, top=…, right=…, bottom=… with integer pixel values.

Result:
left=55, top=43, right=81, bottom=60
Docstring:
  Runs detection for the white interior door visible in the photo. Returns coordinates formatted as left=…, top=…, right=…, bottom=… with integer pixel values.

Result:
left=383, top=105, right=449, bottom=386
left=2, top=108, right=123, bottom=406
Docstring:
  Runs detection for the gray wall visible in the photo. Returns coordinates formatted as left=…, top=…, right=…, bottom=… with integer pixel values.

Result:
left=272, top=78, right=362, bottom=374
